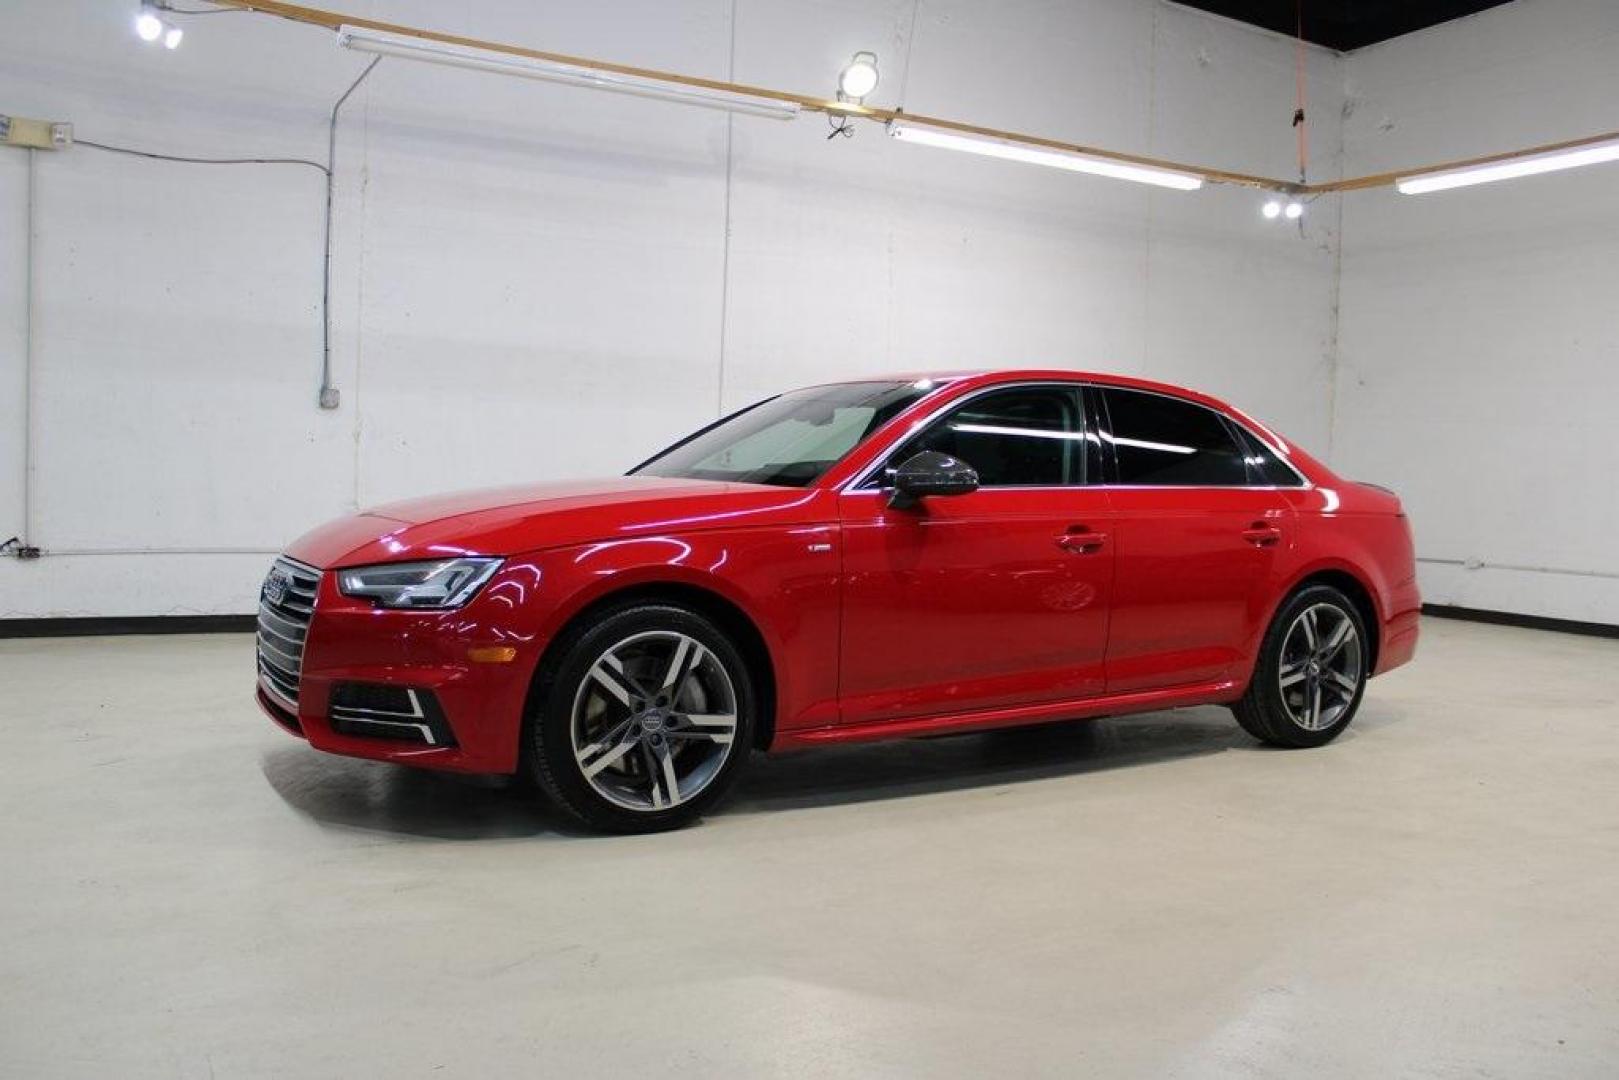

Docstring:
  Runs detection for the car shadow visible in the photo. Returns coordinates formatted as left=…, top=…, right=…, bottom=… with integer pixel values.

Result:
left=259, top=745, right=572, bottom=842
left=729, top=706, right=1240, bottom=812
left=259, top=700, right=1406, bottom=840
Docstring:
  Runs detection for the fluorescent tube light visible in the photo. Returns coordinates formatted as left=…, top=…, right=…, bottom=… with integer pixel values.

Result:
left=336, top=26, right=801, bottom=121
left=1396, top=137, right=1619, bottom=194
left=887, top=120, right=1203, bottom=191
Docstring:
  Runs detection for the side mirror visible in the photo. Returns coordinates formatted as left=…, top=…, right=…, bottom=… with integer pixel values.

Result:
left=888, top=450, right=979, bottom=510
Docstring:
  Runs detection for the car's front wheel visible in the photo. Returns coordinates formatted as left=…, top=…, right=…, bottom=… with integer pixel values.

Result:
left=1233, top=584, right=1368, bottom=748
left=525, top=602, right=755, bottom=833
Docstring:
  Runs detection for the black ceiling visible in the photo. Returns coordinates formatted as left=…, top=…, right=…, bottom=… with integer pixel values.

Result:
left=1174, top=0, right=1516, bottom=51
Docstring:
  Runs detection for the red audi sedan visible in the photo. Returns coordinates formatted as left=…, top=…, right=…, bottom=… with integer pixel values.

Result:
left=256, top=370, right=1419, bottom=832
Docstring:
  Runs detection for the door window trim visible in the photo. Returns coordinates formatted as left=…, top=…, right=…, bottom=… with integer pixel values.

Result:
left=1092, top=384, right=1311, bottom=491
left=843, top=379, right=1312, bottom=494
left=845, top=381, right=1094, bottom=493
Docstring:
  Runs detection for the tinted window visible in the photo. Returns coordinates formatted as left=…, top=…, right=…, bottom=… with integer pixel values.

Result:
left=1231, top=425, right=1306, bottom=487
left=634, top=381, right=931, bottom=487
left=1101, top=388, right=1248, bottom=486
left=883, top=386, right=1085, bottom=487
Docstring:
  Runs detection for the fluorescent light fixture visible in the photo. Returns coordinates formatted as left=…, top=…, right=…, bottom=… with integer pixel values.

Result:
left=887, top=120, right=1203, bottom=191
left=1396, top=137, right=1619, bottom=194
left=336, top=26, right=801, bottom=121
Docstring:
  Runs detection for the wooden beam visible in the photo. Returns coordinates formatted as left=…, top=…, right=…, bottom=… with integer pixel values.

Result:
left=201, top=0, right=1619, bottom=200
left=204, top=0, right=1300, bottom=193
left=1302, top=128, right=1619, bottom=194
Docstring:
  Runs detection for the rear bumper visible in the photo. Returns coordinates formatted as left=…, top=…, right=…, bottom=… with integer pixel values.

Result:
left=1374, top=574, right=1422, bottom=675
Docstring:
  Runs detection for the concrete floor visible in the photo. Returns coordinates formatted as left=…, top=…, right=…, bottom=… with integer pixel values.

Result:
left=1, top=618, right=1616, bottom=1078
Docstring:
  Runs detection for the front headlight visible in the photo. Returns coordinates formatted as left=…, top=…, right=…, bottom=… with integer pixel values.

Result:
left=337, top=557, right=503, bottom=610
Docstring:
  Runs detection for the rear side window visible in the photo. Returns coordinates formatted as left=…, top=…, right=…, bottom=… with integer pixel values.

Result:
left=1231, top=425, right=1306, bottom=487
left=883, top=385, right=1086, bottom=487
left=1100, top=388, right=1248, bottom=486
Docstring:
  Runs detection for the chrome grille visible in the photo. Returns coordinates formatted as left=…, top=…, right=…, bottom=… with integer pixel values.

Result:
left=256, top=556, right=321, bottom=709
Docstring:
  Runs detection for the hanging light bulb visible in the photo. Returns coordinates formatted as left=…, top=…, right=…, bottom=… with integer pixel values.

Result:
left=135, top=8, right=163, bottom=41
left=1261, top=199, right=1282, bottom=219
left=1284, top=200, right=1304, bottom=220
left=163, top=24, right=183, bottom=49
left=838, top=51, right=880, bottom=102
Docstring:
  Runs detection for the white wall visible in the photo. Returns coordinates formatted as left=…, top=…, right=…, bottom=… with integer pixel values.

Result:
left=1334, top=0, right=1619, bottom=624
left=0, top=0, right=1345, bottom=618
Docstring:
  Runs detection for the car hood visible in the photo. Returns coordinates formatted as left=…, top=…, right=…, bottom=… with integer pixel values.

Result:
left=284, top=476, right=827, bottom=569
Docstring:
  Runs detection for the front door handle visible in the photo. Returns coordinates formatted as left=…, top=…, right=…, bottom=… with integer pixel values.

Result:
left=1241, top=522, right=1282, bottom=547
left=1057, top=527, right=1107, bottom=554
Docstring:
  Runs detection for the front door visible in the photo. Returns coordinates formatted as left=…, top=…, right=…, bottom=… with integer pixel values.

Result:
left=837, top=384, right=1115, bottom=725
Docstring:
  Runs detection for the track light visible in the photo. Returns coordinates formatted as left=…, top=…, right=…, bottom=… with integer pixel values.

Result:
left=1260, top=198, right=1304, bottom=222
left=838, top=51, right=879, bottom=102
left=887, top=120, right=1204, bottom=191
left=134, top=2, right=182, bottom=49
left=1396, top=136, right=1619, bottom=194
left=336, top=25, right=801, bottom=120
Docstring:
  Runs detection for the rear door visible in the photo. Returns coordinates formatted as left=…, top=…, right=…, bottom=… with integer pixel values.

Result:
left=1096, top=386, right=1295, bottom=692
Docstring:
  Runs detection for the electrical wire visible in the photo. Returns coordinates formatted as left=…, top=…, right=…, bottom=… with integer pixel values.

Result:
left=320, top=56, right=383, bottom=407
left=896, top=0, right=923, bottom=112
left=1293, top=0, right=1308, bottom=183
left=75, top=139, right=329, bottom=174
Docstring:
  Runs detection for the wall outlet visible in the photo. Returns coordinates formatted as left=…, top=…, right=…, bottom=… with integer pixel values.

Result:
left=1, top=114, right=74, bottom=151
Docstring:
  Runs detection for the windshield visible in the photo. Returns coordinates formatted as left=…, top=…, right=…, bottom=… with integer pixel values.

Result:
left=632, top=381, right=935, bottom=487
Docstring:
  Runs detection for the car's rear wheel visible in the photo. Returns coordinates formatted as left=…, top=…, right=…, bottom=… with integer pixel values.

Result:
left=525, top=603, right=755, bottom=833
left=1233, top=584, right=1368, bottom=748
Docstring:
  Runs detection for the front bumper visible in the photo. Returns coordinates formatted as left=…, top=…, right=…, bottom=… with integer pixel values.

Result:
left=255, top=568, right=542, bottom=774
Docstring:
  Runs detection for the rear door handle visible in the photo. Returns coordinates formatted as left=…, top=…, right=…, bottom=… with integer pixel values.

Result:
left=1241, top=522, right=1282, bottom=547
left=1057, top=526, right=1107, bottom=554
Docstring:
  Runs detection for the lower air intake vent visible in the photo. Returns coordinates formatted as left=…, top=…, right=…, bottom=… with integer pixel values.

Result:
left=328, top=683, right=456, bottom=746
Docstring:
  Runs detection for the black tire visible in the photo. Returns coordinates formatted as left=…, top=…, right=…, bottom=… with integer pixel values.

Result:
left=1233, top=584, right=1369, bottom=748
left=524, top=602, right=756, bottom=833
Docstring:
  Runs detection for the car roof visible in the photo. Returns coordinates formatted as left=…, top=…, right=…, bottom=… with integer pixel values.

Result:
left=815, top=368, right=1241, bottom=414
left=792, top=368, right=1326, bottom=488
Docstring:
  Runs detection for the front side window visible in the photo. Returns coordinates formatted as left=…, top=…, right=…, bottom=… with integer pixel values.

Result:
left=875, top=385, right=1087, bottom=488
left=633, top=381, right=933, bottom=488
left=1101, top=387, right=1249, bottom=486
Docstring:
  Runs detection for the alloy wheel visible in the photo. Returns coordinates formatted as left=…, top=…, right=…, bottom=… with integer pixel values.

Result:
left=569, top=630, right=739, bottom=812
left=1277, top=602, right=1363, bottom=732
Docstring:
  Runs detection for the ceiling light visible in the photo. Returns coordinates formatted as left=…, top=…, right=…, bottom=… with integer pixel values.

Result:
left=838, top=51, right=879, bottom=101
left=1261, top=199, right=1282, bottom=219
left=135, top=10, right=164, bottom=41
left=336, top=25, right=801, bottom=120
left=163, top=25, right=183, bottom=49
left=1284, top=200, right=1303, bottom=219
left=887, top=120, right=1204, bottom=191
left=1396, top=136, right=1619, bottom=194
